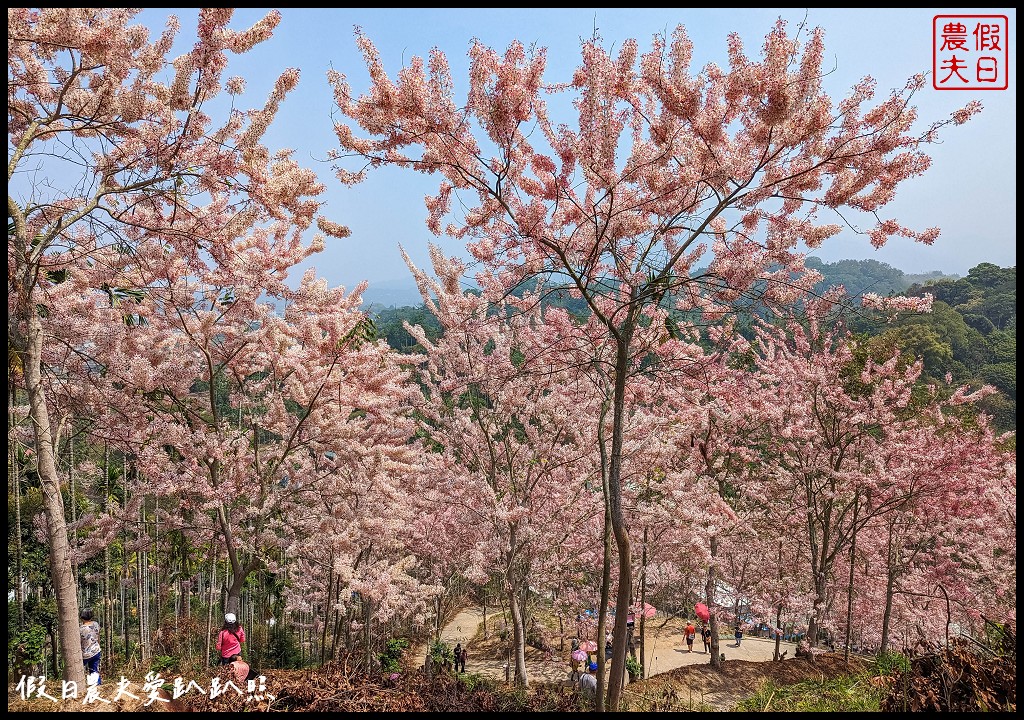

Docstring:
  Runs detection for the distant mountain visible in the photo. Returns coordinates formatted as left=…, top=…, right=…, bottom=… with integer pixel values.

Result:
left=359, top=277, right=424, bottom=308
left=357, top=260, right=963, bottom=309
left=362, top=260, right=1014, bottom=433
left=805, top=256, right=960, bottom=297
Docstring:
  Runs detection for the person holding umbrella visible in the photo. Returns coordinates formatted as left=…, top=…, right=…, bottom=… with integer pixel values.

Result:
left=694, top=603, right=710, bottom=624
left=569, top=647, right=587, bottom=682
left=577, top=639, right=599, bottom=667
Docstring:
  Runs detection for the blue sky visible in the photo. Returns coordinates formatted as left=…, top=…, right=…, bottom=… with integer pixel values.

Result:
left=135, top=8, right=1017, bottom=299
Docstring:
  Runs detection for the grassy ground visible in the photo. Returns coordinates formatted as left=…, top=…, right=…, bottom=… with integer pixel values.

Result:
left=735, top=672, right=886, bottom=711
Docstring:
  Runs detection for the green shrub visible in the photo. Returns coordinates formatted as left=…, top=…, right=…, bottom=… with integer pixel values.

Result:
left=625, top=654, right=643, bottom=678
left=429, top=639, right=454, bottom=669
left=150, top=654, right=177, bottom=673
left=9, top=624, right=47, bottom=676
left=458, top=671, right=494, bottom=692
left=981, top=620, right=1016, bottom=657
left=871, top=650, right=911, bottom=677
left=379, top=637, right=409, bottom=673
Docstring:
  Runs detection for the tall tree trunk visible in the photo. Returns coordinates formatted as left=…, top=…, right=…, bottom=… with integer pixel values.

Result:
left=321, top=563, right=333, bottom=665
left=153, top=497, right=161, bottom=640
left=843, top=494, right=860, bottom=663
left=224, top=568, right=248, bottom=616
left=507, top=582, right=528, bottom=689
left=122, top=564, right=130, bottom=663
left=636, top=527, right=648, bottom=679
left=606, top=332, right=634, bottom=711
left=122, top=455, right=131, bottom=662
left=205, top=549, right=217, bottom=665
left=805, top=524, right=831, bottom=659
left=331, top=590, right=342, bottom=661
left=104, top=545, right=112, bottom=661
left=219, top=501, right=249, bottom=618
left=595, top=398, right=611, bottom=711
left=596, top=498, right=612, bottom=711
left=20, top=309, right=84, bottom=683
left=13, top=429, right=25, bottom=630
left=102, top=445, right=112, bottom=660
left=137, top=522, right=147, bottom=662
left=774, top=605, right=783, bottom=660
left=345, top=604, right=354, bottom=657
left=880, top=521, right=897, bottom=654
left=69, top=431, right=78, bottom=589
left=180, top=567, right=190, bottom=620
left=774, top=540, right=783, bottom=661
left=707, top=534, right=721, bottom=669
left=363, top=600, right=374, bottom=672
left=805, top=578, right=826, bottom=657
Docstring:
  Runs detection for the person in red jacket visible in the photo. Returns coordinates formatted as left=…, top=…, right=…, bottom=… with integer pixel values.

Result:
left=684, top=621, right=697, bottom=652
left=215, top=613, right=246, bottom=665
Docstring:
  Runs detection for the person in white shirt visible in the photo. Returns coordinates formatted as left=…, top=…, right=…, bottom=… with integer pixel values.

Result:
left=578, top=660, right=598, bottom=697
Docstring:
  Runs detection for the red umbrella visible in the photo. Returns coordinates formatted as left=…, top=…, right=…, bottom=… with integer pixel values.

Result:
left=578, top=640, right=598, bottom=653
left=695, top=603, right=710, bottom=623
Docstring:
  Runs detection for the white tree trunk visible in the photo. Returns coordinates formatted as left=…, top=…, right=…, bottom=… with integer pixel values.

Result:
left=24, top=310, right=85, bottom=684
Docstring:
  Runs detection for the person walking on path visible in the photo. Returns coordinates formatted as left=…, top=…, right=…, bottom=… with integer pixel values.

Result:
left=215, top=613, right=246, bottom=665
left=578, top=661, right=598, bottom=698
left=453, top=643, right=462, bottom=672
left=80, top=608, right=102, bottom=685
left=459, top=645, right=468, bottom=673
left=734, top=624, right=744, bottom=647
left=701, top=624, right=712, bottom=653
left=685, top=621, right=697, bottom=652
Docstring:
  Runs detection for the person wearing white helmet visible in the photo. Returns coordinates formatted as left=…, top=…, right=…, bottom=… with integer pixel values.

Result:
left=215, top=612, right=246, bottom=665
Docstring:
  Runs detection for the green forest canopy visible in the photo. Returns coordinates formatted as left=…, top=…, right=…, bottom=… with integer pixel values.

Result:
left=369, top=259, right=1016, bottom=433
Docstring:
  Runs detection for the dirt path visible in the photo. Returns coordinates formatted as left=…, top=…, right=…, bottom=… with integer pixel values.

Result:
left=412, top=609, right=800, bottom=689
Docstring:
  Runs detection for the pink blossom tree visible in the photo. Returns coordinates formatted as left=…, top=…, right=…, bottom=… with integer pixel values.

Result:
left=740, top=300, right=1013, bottom=654
left=49, top=251, right=428, bottom=667
left=404, top=247, right=602, bottom=688
left=64, top=262, right=424, bottom=629
left=330, top=19, right=978, bottom=708
left=833, top=408, right=1015, bottom=653
left=654, top=344, right=784, bottom=667
left=8, top=8, right=348, bottom=679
